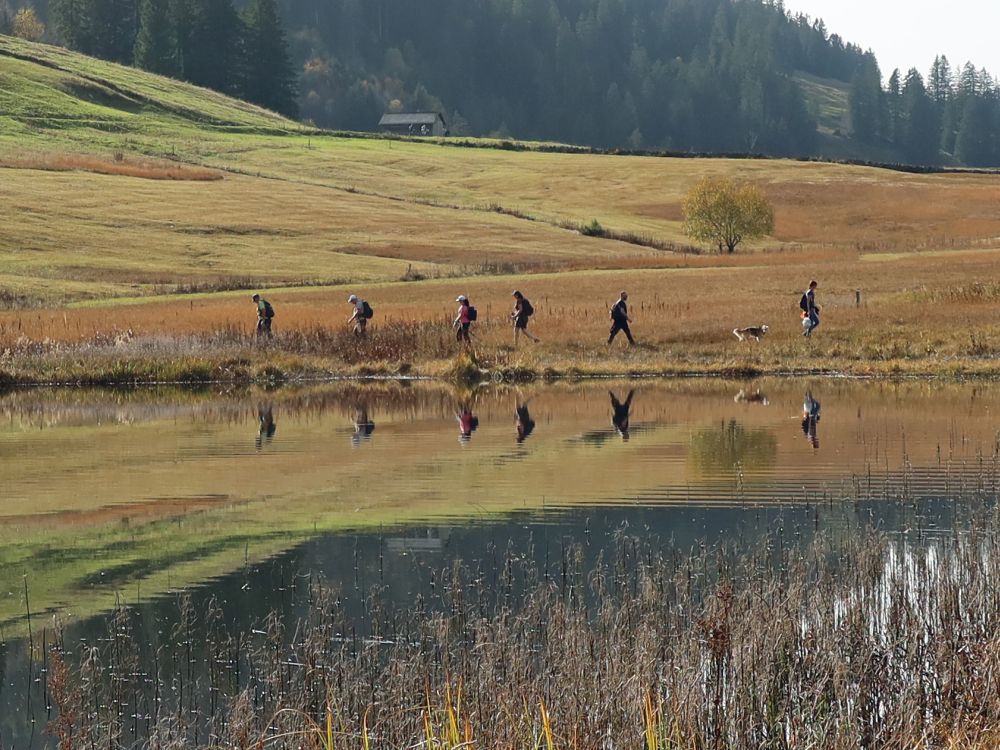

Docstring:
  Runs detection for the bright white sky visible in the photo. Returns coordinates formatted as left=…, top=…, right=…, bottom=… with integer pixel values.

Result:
left=786, top=0, right=1000, bottom=81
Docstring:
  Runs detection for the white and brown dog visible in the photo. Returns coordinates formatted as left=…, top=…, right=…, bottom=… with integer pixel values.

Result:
left=733, top=324, right=769, bottom=342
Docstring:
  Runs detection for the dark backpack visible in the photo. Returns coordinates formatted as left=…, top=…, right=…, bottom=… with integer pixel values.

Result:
left=263, top=300, right=275, bottom=318
left=467, top=305, right=478, bottom=322
left=521, top=298, right=534, bottom=317
left=362, top=300, right=374, bottom=319
left=799, top=293, right=809, bottom=312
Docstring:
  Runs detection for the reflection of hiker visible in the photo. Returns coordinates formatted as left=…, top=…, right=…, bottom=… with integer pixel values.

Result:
left=511, top=290, right=540, bottom=346
left=608, top=291, right=635, bottom=346
left=352, top=404, right=375, bottom=447
left=515, top=397, right=536, bottom=443
left=609, top=389, right=634, bottom=441
left=456, top=405, right=480, bottom=442
left=256, top=404, right=276, bottom=449
left=348, top=294, right=372, bottom=336
left=253, top=294, right=274, bottom=338
left=800, top=280, right=820, bottom=337
left=801, top=391, right=820, bottom=449
left=454, top=295, right=476, bottom=344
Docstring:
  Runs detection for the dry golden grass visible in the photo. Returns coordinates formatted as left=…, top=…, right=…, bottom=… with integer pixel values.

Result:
left=4, top=244, right=1000, bottom=379
left=0, top=153, right=225, bottom=180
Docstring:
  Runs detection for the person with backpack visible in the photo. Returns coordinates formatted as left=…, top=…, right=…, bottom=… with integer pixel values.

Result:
left=348, top=294, right=373, bottom=337
left=800, top=280, right=820, bottom=337
left=608, top=290, right=635, bottom=346
left=511, top=290, right=540, bottom=346
left=252, top=293, right=274, bottom=338
left=454, top=295, right=476, bottom=343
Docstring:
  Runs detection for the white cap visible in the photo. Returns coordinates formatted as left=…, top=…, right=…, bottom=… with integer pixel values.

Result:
left=456, top=295, right=467, bottom=302
left=348, top=294, right=358, bottom=303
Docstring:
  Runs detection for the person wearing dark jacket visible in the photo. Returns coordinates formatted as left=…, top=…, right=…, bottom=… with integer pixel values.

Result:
left=608, top=291, right=635, bottom=345
left=511, top=290, right=540, bottom=346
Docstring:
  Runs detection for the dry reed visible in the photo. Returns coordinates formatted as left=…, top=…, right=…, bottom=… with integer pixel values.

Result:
left=43, top=506, right=1000, bottom=749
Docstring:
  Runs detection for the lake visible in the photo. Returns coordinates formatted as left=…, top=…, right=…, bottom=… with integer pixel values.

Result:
left=1, top=378, right=998, bottom=746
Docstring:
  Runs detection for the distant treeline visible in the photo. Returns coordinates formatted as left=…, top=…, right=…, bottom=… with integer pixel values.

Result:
left=6, top=0, right=1000, bottom=166
left=851, top=56, right=1000, bottom=166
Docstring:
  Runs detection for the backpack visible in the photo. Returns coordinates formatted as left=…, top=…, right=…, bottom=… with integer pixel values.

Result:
left=263, top=300, right=275, bottom=318
left=521, top=298, right=534, bottom=317
left=467, top=305, right=478, bottom=322
left=799, top=293, right=809, bottom=312
left=362, top=300, right=374, bottom=319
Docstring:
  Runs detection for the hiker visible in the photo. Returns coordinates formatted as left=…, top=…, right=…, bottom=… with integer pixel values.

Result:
left=609, top=389, right=635, bottom=441
left=800, top=280, right=820, bottom=337
left=801, top=391, right=821, bottom=448
left=608, top=291, right=635, bottom=345
left=456, top=404, right=479, bottom=442
left=515, top=396, right=536, bottom=444
left=348, top=294, right=373, bottom=336
left=454, top=295, right=476, bottom=343
left=252, top=293, right=274, bottom=337
left=511, top=290, right=540, bottom=345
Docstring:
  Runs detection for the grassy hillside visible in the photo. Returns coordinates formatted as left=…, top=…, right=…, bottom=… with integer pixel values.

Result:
left=3, top=37, right=1000, bottom=379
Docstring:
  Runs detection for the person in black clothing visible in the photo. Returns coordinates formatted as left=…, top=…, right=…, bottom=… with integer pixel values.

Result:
left=609, top=389, right=634, bottom=441
left=511, top=290, right=540, bottom=346
left=608, top=290, right=635, bottom=345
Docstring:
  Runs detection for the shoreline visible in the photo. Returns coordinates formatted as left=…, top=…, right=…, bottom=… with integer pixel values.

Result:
left=5, top=350, right=1000, bottom=389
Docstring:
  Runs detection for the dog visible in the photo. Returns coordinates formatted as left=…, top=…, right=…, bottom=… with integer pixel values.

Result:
left=733, top=324, right=769, bottom=342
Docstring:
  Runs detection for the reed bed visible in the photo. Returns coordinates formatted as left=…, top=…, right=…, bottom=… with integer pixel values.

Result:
left=39, top=508, right=1000, bottom=750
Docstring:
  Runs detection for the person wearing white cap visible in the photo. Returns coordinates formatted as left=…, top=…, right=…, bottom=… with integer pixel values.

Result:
left=453, top=295, right=475, bottom=344
left=347, top=294, right=370, bottom=337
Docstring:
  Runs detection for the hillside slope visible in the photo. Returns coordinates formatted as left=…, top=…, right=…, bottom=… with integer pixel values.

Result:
left=3, top=38, right=1000, bottom=311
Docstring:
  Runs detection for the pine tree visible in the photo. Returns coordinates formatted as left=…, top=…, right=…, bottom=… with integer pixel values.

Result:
left=955, top=95, right=994, bottom=166
left=901, top=68, right=940, bottom=164
left=0, top=0, right=13, bottom=35
left=885, top=69, right=902, bottom=145
left=90, top=0, right=139, bottom=62
left=241, top=0, right=297, bottom=115
left=51, top=0, right=96, bottom=54
left=184, top=0, right=242, bottom=94
left=134, top=0, right=176, bottom=74
left=849, top=54, right=882, bottom=143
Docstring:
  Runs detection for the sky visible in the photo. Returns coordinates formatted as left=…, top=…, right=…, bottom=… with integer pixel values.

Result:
left=786, top=0, right=1000, bottom=80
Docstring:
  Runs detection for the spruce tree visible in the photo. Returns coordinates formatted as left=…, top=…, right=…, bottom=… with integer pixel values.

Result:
left=0, top=0, right=12, bottom=35
left=90, top=0, right=138, bottom=62
left=184, top=0, right=242, bottom=94
left=901, top=69, right=940, bottom=164
left=51, top=0, right=96, bottom=54
left=134, top=0, right=176, bottom=75
left=849, top=55, right=882, bottom=144
left=241, top=0, right=298, bottom=116
left=955, top=95, right=994, bottom=166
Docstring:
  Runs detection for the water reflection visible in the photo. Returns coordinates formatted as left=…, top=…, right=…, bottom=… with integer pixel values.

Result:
left=2, top=378, right=1000, bottom=747
left=351, top=403, right=375, bottom=447
left=456, top=402, right=479, bottom=442
left=255, top=403, right=276, bottom=449
left=609, top=389, right=634, bottom=441
left=515, top=395, right=536, bottom=444
left=734, top=387, right=769, bottom=406
left=801, top=391, right=821, bottom=450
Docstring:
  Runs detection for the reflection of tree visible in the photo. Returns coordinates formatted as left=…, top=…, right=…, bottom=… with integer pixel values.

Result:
left=689, top=419, right=777, bottom=474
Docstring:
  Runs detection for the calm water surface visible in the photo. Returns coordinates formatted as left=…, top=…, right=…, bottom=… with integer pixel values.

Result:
left=1, top=378, right=998, bottom=745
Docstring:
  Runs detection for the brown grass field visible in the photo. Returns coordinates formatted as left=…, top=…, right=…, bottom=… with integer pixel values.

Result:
left=3, top=36, right=1000, bottom=380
